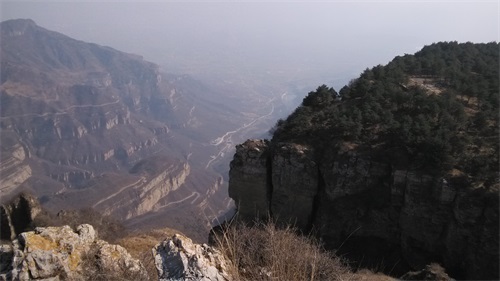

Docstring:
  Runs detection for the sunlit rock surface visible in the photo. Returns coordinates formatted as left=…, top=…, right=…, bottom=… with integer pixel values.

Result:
left=153, top=233, right=231, bottom=281
left=0, top=224, right=148, bottom=280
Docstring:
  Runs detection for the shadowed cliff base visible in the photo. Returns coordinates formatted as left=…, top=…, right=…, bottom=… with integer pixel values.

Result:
left=210, top=220, right=387, bottom=281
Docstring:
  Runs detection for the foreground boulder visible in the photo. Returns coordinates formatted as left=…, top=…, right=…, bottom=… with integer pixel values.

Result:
left=0, top=224, right=148, bottom=280
left=153, top=233, right=231, bottom=281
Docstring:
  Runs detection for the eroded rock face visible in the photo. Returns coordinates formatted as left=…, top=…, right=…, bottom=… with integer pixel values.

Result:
left=0, top=144, right=31, bottom=195
left=228, top=139, right=270, bottom=221
left=228, top=139, right=499, bottom=280
left=0, top=224, right=148, bottom=281
left=270, top=143, right=318, bottom=229
left=0, top=193, right=41, bottom=241
left=153, top=233, right=231, bottom=281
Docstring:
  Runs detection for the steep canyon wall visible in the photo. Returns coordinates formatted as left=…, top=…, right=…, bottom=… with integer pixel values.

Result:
left=228, top=139, right=499, bottom=280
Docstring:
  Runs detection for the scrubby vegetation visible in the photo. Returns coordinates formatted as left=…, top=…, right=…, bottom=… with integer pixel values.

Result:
left=212, top=220, right=377, bottom=281
left=272, top=42, right=499, bottom=183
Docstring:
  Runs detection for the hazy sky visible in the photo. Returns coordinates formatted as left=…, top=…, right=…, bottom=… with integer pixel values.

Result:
left=1, top=0, right=499, bottom=82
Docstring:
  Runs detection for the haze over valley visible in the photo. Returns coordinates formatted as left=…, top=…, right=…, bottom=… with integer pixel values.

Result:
left=0, top=1, right=498, bottom=242
left=0, top=18, right=308, bottom=240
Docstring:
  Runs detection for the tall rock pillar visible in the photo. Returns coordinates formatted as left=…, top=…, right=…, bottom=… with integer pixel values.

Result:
left=228, top=139, right=271, bottom=221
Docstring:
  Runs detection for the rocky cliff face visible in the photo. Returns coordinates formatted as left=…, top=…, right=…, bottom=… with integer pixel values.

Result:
left=228, top=139, right=270, bottom=222
left=0, top=193, right=41, bottom=241
left=0, top=144, right=31, bottom=195
left=228, top=139, right=499, bottom=280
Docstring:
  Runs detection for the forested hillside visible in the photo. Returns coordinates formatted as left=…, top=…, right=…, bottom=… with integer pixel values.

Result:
left=272, top=42, right=498, bottom=184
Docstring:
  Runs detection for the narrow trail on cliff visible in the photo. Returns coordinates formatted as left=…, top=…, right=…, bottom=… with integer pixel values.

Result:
left=0, top=99, right=121, bottom=119
left=158, top=191, right=200, bottom=209
left=92, top=176, right=146, bottom=208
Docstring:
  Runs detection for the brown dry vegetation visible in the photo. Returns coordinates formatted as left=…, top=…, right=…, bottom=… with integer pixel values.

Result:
left=28, top=205, right=395, bottom=280
left=213, top=220, right=394, bottom=281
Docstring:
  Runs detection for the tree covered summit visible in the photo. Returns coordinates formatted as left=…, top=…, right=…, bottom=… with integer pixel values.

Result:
left=272, top=42, right=499, bottom=185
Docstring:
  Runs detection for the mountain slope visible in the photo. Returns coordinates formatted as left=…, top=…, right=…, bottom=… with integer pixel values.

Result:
left=0, top=19, right=244, bottom=240
left=229, top=42, right=499, bottom=279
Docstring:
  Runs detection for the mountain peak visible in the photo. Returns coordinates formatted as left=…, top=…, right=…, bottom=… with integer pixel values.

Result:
left=0, top=18, right=38, bottom=37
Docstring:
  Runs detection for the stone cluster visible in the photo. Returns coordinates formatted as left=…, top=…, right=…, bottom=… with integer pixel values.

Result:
left=0, top=224, right=148, bottom=281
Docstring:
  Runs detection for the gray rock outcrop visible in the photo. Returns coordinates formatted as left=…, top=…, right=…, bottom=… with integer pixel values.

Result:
left=228, top=139, right=499, bottom=280
left=153, top=233, right=231, bottom=281
left=0, top=224, right=148, bottom=280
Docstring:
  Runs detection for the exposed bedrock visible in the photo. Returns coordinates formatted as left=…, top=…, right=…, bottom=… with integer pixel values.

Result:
left=0, top=224, right=148, bottom=280
left=228, top=139, right=499, bottom=280
left=0, top=144, right=31, bottom=194
left=228, top=139, right=270, bottom=222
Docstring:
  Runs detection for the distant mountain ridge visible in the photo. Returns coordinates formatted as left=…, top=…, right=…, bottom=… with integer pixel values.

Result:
left=1, top=18, right=168, bottom=190
left=0, top=19, right=238, bottom=239
left=1, top=19, right=142, bottom=69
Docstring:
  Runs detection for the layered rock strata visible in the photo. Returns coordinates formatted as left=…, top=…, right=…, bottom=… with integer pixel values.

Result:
left=0, top=144, right=31, bottom=194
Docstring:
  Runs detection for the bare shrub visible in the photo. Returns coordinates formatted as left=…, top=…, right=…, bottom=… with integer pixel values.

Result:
left=213, top=220, right=354, bottom=281
left=30, top=210, right=61, bottom=228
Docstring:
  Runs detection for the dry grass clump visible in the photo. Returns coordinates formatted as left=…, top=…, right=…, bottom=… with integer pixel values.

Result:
left=213, top=220, right=354, bottom=281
